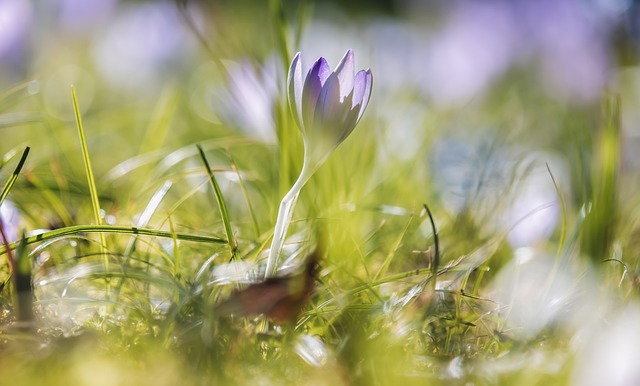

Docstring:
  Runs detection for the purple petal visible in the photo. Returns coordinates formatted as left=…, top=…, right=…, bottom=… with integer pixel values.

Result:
left=334, top=49, right=354, bottom=101
left=356, top=69, right=373, bottom=122
left=337, top=105, right=361, bottom=144
left=351, top=69, right=367, bottom=109
left=301, top=57, right=331, bottom=130
left=313, top=72, right=342, bottom=130
left=287, top=52, right=303, bottom=129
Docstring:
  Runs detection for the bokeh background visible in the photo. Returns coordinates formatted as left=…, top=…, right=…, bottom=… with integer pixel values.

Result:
left=3, top=0, right=640, bottom=385
left=3, top=0, right=640, bottom=242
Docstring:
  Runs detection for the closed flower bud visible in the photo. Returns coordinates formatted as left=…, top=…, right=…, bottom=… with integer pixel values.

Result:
left=288, top=49, right=373, bottom=164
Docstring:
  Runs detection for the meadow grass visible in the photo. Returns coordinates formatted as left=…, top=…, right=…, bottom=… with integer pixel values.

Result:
left=0, top=1, right=638, bottom=385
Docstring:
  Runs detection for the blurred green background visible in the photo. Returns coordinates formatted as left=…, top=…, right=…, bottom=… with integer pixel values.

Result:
left=2, top=0, right=640, bottom=385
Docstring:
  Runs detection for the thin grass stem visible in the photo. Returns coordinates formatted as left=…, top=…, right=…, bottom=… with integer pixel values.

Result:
left=71, top=86, right=108, bottom=271
left=0, top=224, right=226, bottom=255
left=0, top=146, right=29, bottom=208
left=196, top=144, right=237, bottom=259
left=423, top=203, right=440, bottom=292
left=227, top=151, right=260, bottom=237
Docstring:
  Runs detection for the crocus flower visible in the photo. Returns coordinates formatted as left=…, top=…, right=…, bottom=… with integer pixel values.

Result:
left=288, top=49, right=373, bottom=166
left=266, top=50, right=372, bottom=277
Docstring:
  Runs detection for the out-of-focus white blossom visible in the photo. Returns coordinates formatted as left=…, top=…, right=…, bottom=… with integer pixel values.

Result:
left=214, top=58, right=280, bottom=142
left=572, top=305, right=640, bottom=386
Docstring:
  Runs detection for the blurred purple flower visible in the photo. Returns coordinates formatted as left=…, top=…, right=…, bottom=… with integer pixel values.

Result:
left=216, top=58, right=280, bottom=142
left=57, top=0, right=116, bottom=33
left=288, top=49, right=373, bottom=163
left=0, top=0, right=32, bottom=61
left=519, top=0, right=611, bottom=102
left=92, top=2, right=194, bottom=91
left=0, top=201, right=20, bottom=243
left=424, top=1, right=518, bottom=105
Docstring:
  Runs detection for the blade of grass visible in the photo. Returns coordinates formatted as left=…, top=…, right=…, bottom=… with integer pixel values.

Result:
left=373, top=213, right=414, bottom=281
left=0, top=224, right=226, bottom=255
left=196, top=144, right=237, bottom=259
left=227, top=150, right=260, bottom=237
left=0, top=146, right=29, bottom=208
left=71, top=86, right=108, bottom=270
left=175, top=0, right=225, bottom=70
left=1, top=146, right=20, bottom=170
left=293, top=0, right=313, bottom=49
left=0, top=214, right=17, bottom=286
left=113, top=180, right=174, bottom=302
left=0, top=80, right=39, bottom=110
left=22, top=172, right=74, bottom=227
left=139, top=87, right=178, bottom=155
left=0, top=112, right=41, bottom=129
left=168, top=215, right=181, bottom=278
left=423, top=203, right=440, bottom=292
left=542, top=163, right=568, bottom=298
left=124, top=180, right=173, bottom=256
left=14, top=233, right=33, bottom=330
left=582, top=95, right=620, bottom=264
left=269, top=0, right=290, bottom=76
left=0, top=221, right=33, bottom=331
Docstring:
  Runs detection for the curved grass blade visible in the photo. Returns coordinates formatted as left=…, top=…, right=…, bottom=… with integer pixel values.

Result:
left=423, top=202, right=440, bottom=291
left=71, top=86, right=108, bottom=269
left=14, top=233, right=33, bottom=329
left=0, top=146, right=29, bottom=208
left=373, top=212, right=414, bottom=280
left=125, top=180, right=173, bottom=256
left=227, top=150, right=260, bottom=237
left=0, top=80, right=39, bottom=110
left=0, top=112, right=41, bottom=129
left=0, top=224, right=226, bottom=255
left=196, top=144, right=237, bottom=260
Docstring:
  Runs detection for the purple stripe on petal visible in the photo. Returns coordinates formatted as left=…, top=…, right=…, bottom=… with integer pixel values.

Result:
left=313, top=72, right=341, bottom=130
left=287, top=52, right=303, bottom=130
left=334, top=49, right=354, bottom=102
left=302, top=57, right=331, bottom=130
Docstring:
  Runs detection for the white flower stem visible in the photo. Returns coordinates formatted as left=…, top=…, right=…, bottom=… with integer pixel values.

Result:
left=265, top=156, right=316, bottom=278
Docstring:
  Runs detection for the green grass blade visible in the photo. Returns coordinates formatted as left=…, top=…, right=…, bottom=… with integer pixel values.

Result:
left=71, top=86, right=109, bottom=270
left=582, top=95, right=620, bottom=264
left=168, top=215, right=181, bottom=278
left=0, top=80, right=38, bottom=110
left=124, top=180, right=173, bottom=256
left=14, top=233, right=33, bottom=328
left=138, top=87, right=178, bottom=155
left=71, top=86, right=103, bottom=228
left=227, top=150, right=260, bottom=237
left=373, top=213, right=414, bottom=281
left=0, top=112, right=41, bottom=129
left=19, top=172, right=74, bottom=227
left=269, top=0, right=290, bottom=75
left=196, top=144, right=237, bottom=259
left=422, top=203, right=440, bottom=291
left=0, top=146, right=29, bottom=208
left=0, top=224, right=226, bottom=255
